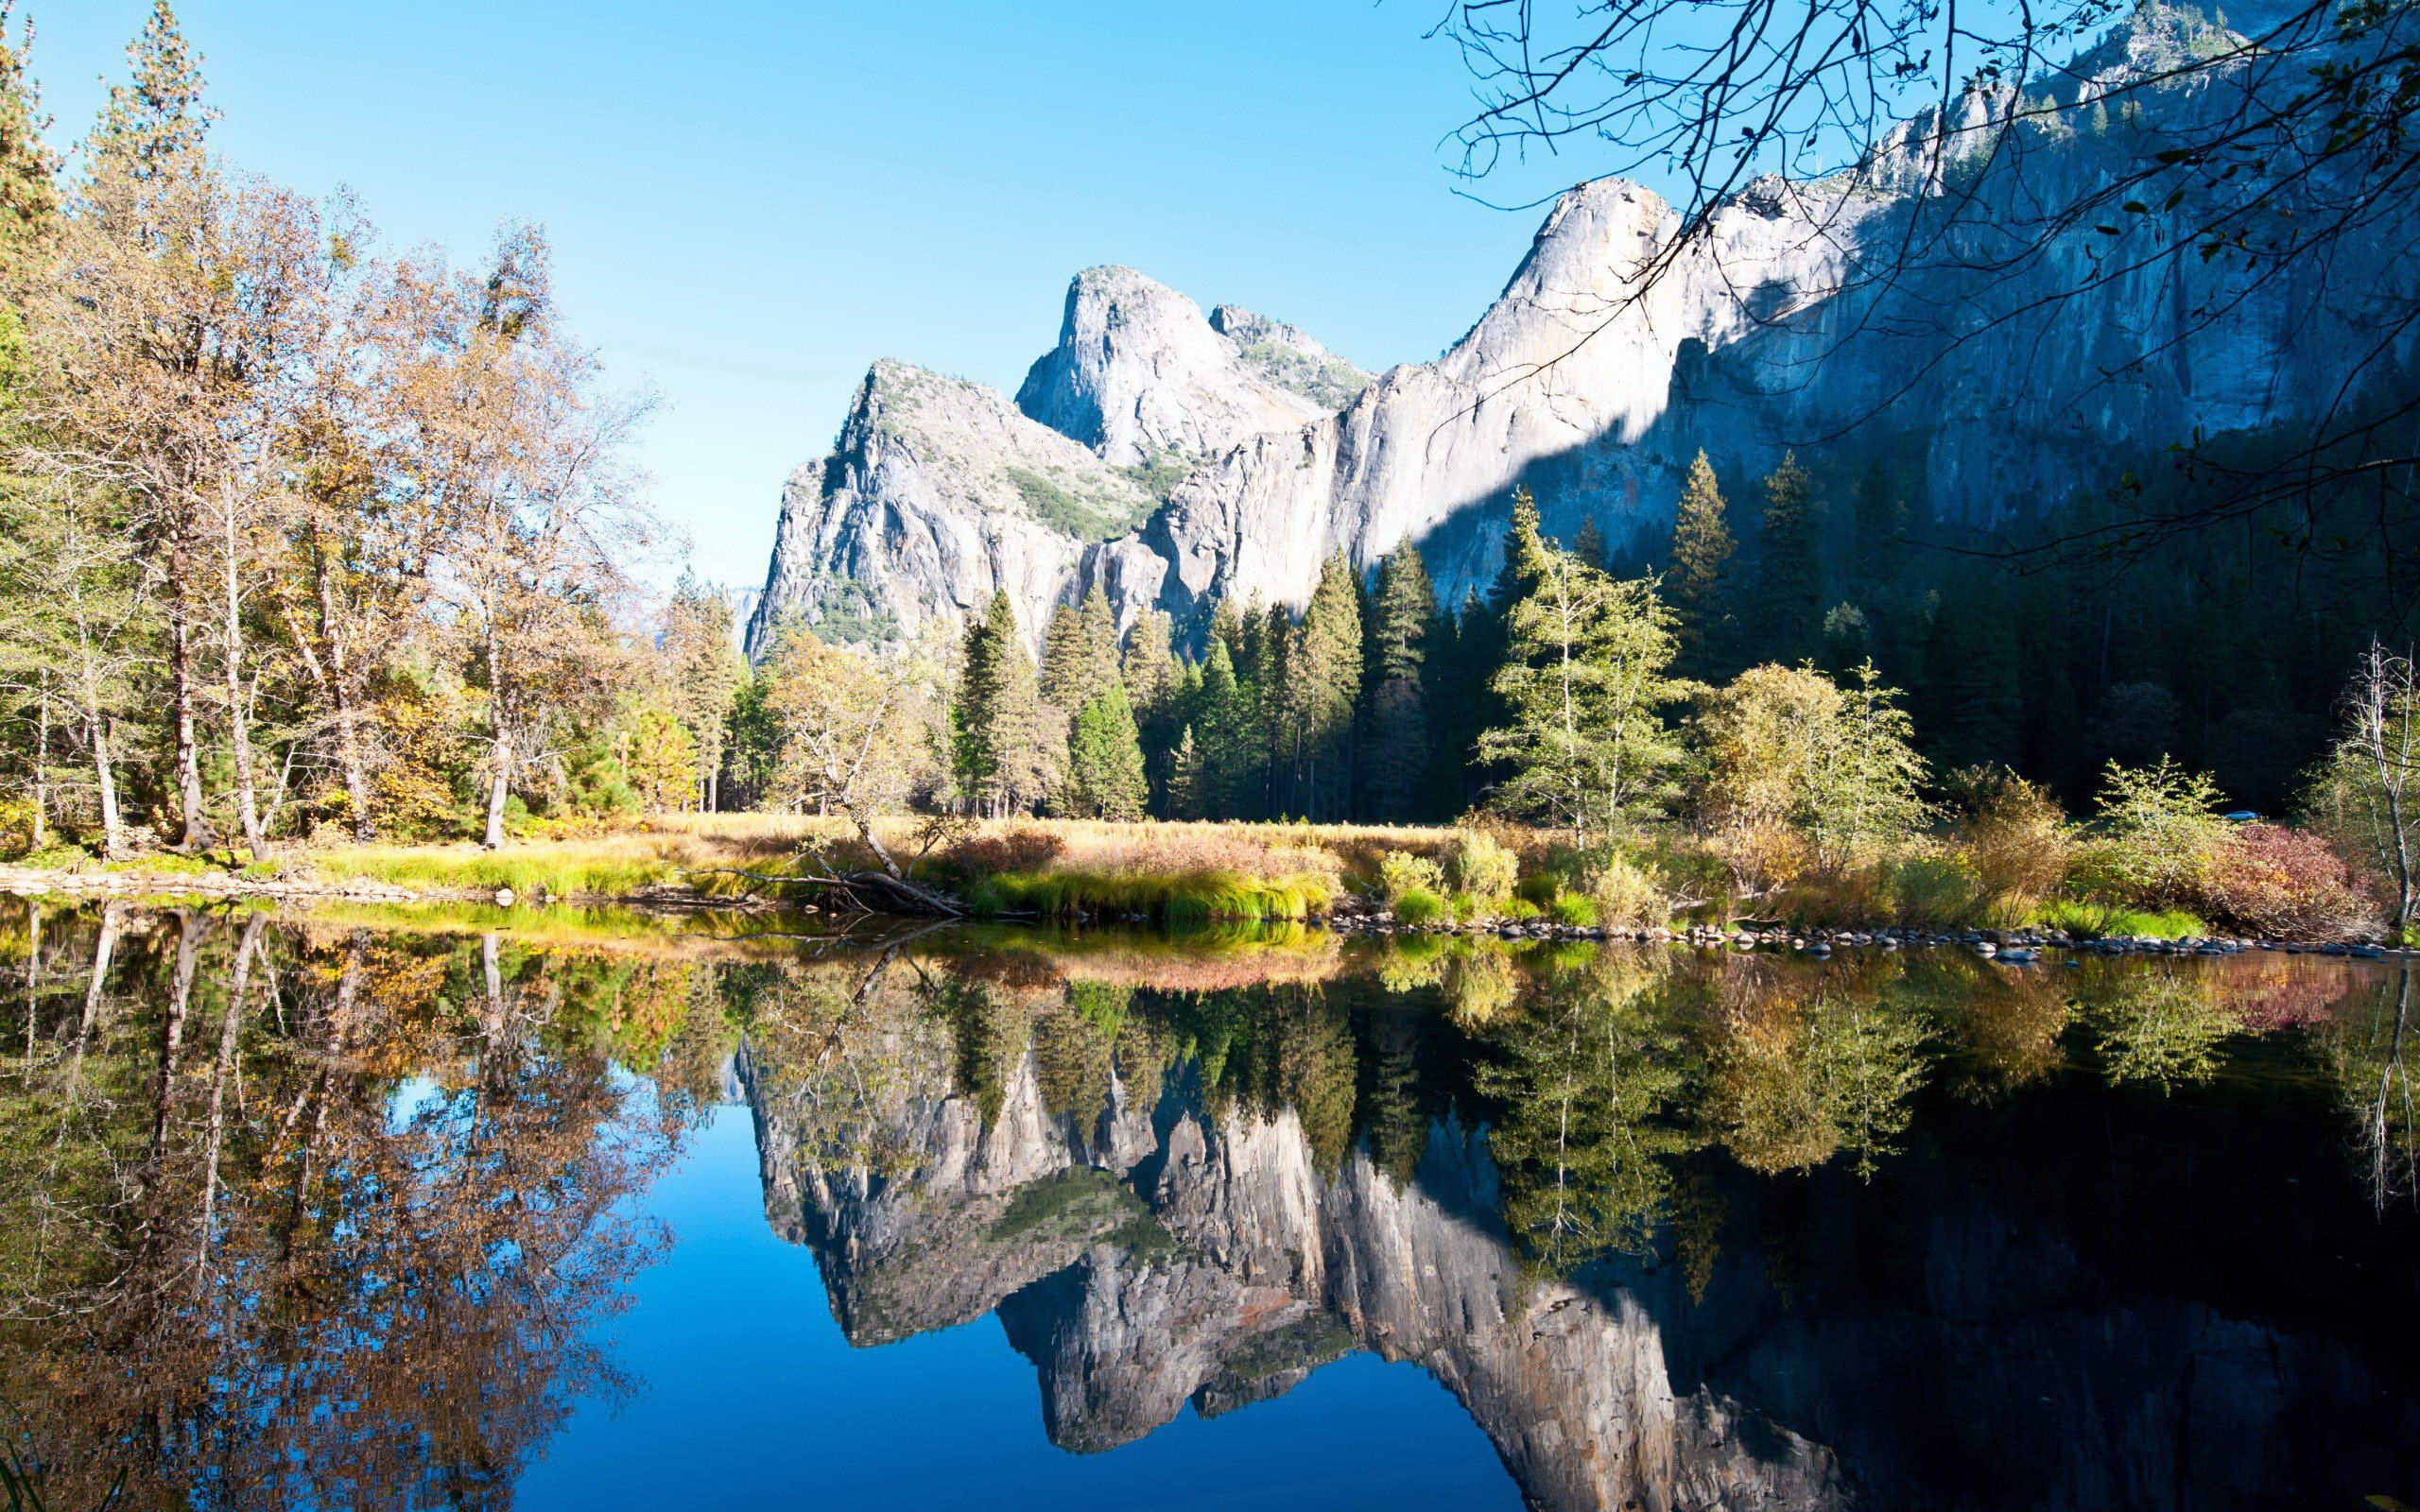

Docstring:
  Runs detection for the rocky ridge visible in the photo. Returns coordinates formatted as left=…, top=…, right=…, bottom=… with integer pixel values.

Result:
left=748, top=4, right=2416, bottom=656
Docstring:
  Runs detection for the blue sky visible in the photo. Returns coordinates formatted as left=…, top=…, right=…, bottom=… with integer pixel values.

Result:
left=32, top=1, right=1593, bottom=599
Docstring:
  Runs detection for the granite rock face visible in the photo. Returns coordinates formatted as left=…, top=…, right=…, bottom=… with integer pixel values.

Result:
left=748, top=5, right=2414, bottom=657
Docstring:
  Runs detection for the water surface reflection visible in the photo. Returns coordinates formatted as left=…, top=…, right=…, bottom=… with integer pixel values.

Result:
left=2, top=904, right=2414, bottom=1510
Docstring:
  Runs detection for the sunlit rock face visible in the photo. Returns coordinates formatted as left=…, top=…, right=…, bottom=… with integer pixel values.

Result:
left=1013, top=266, right=1344, bottom=472
left=747, top=7, right=2414, bottom=658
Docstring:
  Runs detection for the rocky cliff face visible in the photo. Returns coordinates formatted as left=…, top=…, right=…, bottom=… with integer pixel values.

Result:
left=746, top=5, right=2416, bottom=657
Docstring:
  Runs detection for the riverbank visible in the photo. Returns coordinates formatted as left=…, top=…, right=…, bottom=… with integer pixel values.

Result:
left=0, top=813, right=2408, bottom=954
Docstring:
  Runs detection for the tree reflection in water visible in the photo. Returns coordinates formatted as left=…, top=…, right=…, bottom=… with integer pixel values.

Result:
left=0, top=902, right=696, bottom=1510
left=3, top=902, right=2417, bottom=1511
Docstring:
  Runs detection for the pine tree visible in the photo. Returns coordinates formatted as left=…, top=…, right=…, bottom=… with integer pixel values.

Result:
left=1289, top=553, right=1364, bottom=820
left=1039, top=602, right=1092, bottom=713
left=1166, top=725, right=1205, bottom=819
left=1479, top=545, right=1689, bottom=837
left=1064, top=679, right=1148, bottom=820
left=1361, top=546, right=1436, bottom=819
left=661, top=573, right=746, bottom=810
left=1572, top=514, right=1608, bottom=571
left=953, top=591, right=1048, bottom=816
left=1437, top=588, right=1497, bottom=816
left=1195, top=634, right=1246, bottom=816
left=1490, top=487, right=1551, bottom=613
left=1120, top=609, right=1180, bottom=807
left=87, top=1, right=214, bottom=191
left=1121, top=609, right=1177, bottom=714
left=1667, top=451, right=1735, bottom=679
left=1846, top=463, right=1909, bottom=596
left=1079, top=585, right=1118, bottom=696
left=1753, top=451, right=1824, bottom=662
left=0, top=6, right=57, bottom=284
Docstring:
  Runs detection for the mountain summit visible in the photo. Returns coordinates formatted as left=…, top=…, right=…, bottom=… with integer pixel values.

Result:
left=747, top=5, right=2413, bottom=657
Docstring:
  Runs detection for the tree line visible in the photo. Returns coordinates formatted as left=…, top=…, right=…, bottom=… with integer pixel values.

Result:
left=0, top=5, right=750, bottom=859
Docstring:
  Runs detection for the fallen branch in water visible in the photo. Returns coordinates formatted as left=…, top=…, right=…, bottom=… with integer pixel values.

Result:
left=684, top=865, right=965, bottom=919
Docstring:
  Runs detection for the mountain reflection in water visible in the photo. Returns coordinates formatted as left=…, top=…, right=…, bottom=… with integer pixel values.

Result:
left=1, top=903, right=2414, bottom=1511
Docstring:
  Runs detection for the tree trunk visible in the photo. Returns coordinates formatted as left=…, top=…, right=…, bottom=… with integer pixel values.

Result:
left=150, top=913, right=205, bottom=1163
left=90, top=709, right=126, bottom=862
left=335, top=687, right=374, bottom=843
left=484, top=727, right=513, bottom=850
left=31, top=691, right=48, bottom=852
left=197, top=914, right=262, bottom=1273
left=322, top=576, right=374, bottom=843
left=168, top=596, right=213, bottom=850
left=223, top=519, right=268, bottom=857
left=80, top=903, right=121, bottom=1040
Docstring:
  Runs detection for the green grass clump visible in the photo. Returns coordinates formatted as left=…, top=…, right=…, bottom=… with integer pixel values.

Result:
left=2036, top=898, right=2206, bottom=938
left=1549, top=893, right=1599, bottom=927
left=961, top=878, right=1008, bottom=918
left=1393, top=887, right=1447, bottom=928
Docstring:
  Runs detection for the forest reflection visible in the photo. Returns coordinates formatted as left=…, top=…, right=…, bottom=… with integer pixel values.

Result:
left=1, top=903, right=2414, bottom=1510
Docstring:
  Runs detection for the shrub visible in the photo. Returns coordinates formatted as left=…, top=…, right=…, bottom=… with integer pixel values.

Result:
left=0, top=798, right=38, bottom=861
left=1393, top=887, right=1448, bottom=927
left=2201, top=823, right=2376, bottom=940
left=2081, top=758, right=2230, bottom=906
left=1949, top=767, right=2070, bottom=925
left=1889, top=851, right=1988, bottom=929
left=1375, top=849, right=1446, bottom=906
left=1583, top=850, right=1672, bottom=929
left=1450, top=829, right=1520, bottom=906
left=947, top=824, right=1066, bottom=877
left=1502, top=897, right=1542, bottom=921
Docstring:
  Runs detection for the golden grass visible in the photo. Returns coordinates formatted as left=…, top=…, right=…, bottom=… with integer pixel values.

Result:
left=280, top=815, right=1519, bottom=921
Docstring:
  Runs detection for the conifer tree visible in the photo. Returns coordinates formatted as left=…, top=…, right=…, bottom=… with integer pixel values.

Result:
left=0, top=6, right=57, bottom=284
left=1165, top=725, right=1205, bottom=819
left=94, top=4, right=212, bottom=153
left=952, top=591, right=1048, bottom=816
left=1361, top=545, right=1435, bottom=819
left=56, top=1, right=222, bottom=850
left=1490, top=487, right=1551, bottom=613
left=661, top=573, right=745, bottom=810
left=1572, top=514, right=1608, bottom=571
left=1479, top=545, right=1688, bottom=837
left=1289, top=553, right=1364, bottom=820
left=1433, top=588, right=1496, bottom=816
left=1195, top=634, right=1246, bottom=816
left=1847, top=462, right=1909, bottom=595
left=1064, top=679, right=1148, bottom=820
left=1667, top=451, right=1735, bottom=679
left=1039, top=602, right=1092, bottom=713
left=1754, top=451, right=1824, bottom=662
left=1121, top=609, right=1177, bottom=715
left=1079, top=585, right=1118, bottom=695
left=1120, top=608, right=1180, bottom=805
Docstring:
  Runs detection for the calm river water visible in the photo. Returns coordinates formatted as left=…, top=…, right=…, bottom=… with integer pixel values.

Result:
left=0, top=902, right=2413, bottom=1510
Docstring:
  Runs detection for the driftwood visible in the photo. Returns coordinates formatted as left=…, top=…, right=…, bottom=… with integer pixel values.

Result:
left=685, top=866, right=965, bottom=919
